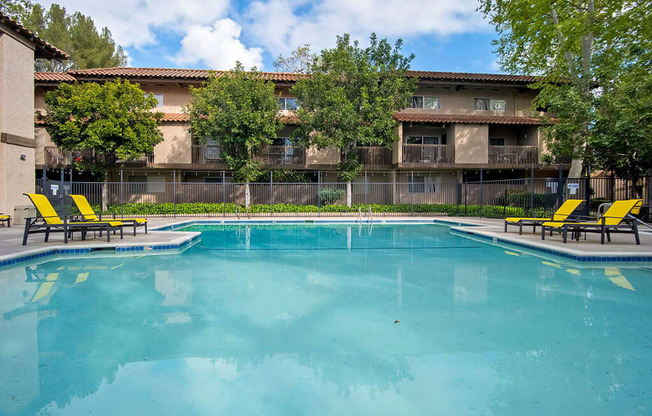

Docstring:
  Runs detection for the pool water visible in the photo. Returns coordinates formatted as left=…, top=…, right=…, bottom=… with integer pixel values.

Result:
left=1, top=224, right=651, bottom=415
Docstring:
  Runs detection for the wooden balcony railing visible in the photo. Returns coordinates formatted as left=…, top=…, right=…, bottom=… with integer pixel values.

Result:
left=192, top=145, right=227, bottom=167
left=356, top=146, right=393, bottom=169
left=402, top=144, right=454, bottom=165
left=44, top=146, right=152, bottom=167
left=256, top=145, right=306, bottom=167
left=489, top=145, right=538, bottom=165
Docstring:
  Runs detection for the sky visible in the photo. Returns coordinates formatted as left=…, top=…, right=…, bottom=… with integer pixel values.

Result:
left=40, top=0, right=502, bottom=73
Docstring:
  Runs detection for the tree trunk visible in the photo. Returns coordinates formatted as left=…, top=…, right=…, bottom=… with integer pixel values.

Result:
left=101, top=181, right=108, bottom=212
left=346, top=181, right=352, bottom=207
left=245, top=181, right=251, bottom=210
left=568, top=159, right=583, bottom=179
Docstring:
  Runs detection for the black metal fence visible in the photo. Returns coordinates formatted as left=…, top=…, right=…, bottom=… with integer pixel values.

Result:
left=35, top=175, right=651, bottom=219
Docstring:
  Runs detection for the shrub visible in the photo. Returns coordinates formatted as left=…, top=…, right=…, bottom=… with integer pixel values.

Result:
left=318, top=187, right=346, bottom=205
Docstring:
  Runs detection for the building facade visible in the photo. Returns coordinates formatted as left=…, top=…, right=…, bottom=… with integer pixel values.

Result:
left=0, top=13, right=67, bottom=216
left=34, top=67, right=565, bottom=190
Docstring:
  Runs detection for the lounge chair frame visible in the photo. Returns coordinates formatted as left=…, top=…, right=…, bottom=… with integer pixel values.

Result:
left=22, top=193, right=123, bottom=245
left=504, top=199, right=583, bottom=235
left=68, top=194, right=147, bottom=236
left=0, top=214, right=9, bottom=227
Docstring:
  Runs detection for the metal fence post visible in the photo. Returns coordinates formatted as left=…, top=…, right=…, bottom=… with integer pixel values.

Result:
left=59, top=168, right=65, bottom=216
left=270, top=170, right=274, bottom=218
left=456, top=181, right=462, bottom=216
left=479, top=169, right=483, bottom=217
left=584, top=165, right=591, bottom=216
left=173, top=170, right=176, bottom=218
left=464, top=182, right=467, bottom=216
left=410, top=171, right=414, bottom=216
left=364, top=171, right=368, bottom=207
left=530, top=165, right=535, bottom=217
left=317, top=170, right=321, bottom=217
left=120, top=170, right=124, bottom=218
left=503, top=188, right=507, bottom=218
left=222, top=170, right=226, bottom=218
left=557, top=164, right=564, bottom=208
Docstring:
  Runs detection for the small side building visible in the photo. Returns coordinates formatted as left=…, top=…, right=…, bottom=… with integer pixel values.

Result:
left=0, top=12, right=68, bottom=217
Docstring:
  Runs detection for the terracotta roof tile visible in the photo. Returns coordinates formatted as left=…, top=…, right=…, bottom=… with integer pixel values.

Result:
left=0, top=12, right=69, bottom=60
left=406, top=70, right=541, bottom=84
left=394, top=113, right=545, bottom=125
left=66, top=67, right=306, bottom=82
left=160, top=113, right=190, bottom=122
left=34, top=72, right=76, bottom=82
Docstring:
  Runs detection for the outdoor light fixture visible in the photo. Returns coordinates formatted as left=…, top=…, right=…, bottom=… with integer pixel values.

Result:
left=20, top=154, right=26, bottom=161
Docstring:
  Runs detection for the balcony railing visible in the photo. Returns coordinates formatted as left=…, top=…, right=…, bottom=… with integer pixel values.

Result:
left=356, top=146, right=393, bottom=169
left=44, top=146, right=152, bottom=167
left=192, top=145, right=227, bottom=167
left=256, top=145, right=306, bottom=167
left=489, top=145, right=538, bottom=165
left=402, top=144, right=454, bottom=165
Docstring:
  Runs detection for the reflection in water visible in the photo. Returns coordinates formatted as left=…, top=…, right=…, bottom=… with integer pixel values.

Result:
left=0, top=224, right=650, bottom=415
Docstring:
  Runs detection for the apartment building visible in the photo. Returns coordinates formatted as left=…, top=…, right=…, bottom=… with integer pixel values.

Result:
left=34, top=67, right=565, bottom=188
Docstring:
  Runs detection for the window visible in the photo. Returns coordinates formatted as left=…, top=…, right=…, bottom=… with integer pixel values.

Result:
left=474, top=98, right=507, bottom=112
left=492, top=99, right=506, bottom=111
left=128, top=175, right=165, bottom=193
left=153, top=94, right=164, bottom=108
left=410, top=96, right=440, bottom=109
left=272, top=137, right=292, bottom=146
left=278, top=97, right=299, bottom=110
left=409, top=175, right=441, bottom=193
left=490, top=137, right=505, bottom=146
left=474, top=98, right=490, bottom=111
left=205, top=177, right=223, bottom=184
left=406, top=136, right=446, bottom=145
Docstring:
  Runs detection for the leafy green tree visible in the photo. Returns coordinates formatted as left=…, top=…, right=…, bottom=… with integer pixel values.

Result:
left=187, top=63, right=283, bottom=208
left=1, top=1, right=127, bottom=71
left=591, top=69, right=652, bottom=196
left=292, top=33, right=416, bottom=206
left=273, top=44, right=315, bottom=73
left=480, top=0, right=652, bottom=177
left=38, top=79, right=164, bottom=179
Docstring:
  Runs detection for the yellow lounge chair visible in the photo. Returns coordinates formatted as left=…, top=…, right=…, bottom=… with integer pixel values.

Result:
left=22, top=193, right=124, bottom=245
left=69, top=194, right=147, bottom=236
left=541, top=199, right=641, bottom=244
left=504, top=199, right=583, bottom=235
left=0, top=213, right=9, bottom=227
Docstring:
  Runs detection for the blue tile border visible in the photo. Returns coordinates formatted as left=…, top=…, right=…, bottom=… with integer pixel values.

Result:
left=452, top=228, right=652, bottom=262
left=0, top=234, right=202, bottom=270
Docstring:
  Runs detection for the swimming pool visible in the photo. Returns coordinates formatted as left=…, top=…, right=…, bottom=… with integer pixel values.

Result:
left=1, top=223, right=650, bottom=415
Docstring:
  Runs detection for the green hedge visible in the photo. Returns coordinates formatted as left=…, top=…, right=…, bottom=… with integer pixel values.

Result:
left=99, top=202, right=528, bottom=217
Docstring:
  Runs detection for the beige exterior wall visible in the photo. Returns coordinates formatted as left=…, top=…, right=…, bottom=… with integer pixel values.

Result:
left=306, top=146, right=339, bottom=166
left=154, top=123, right=192, bottom=164
left=400, top=84, right=540, bottom=117
left=0, top=33, right=36, bottom=216
left=453, top=124, right=488, bottom=164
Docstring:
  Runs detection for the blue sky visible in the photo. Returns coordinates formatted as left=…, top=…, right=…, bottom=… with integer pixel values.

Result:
left=42, top=0, right=502, bottom=73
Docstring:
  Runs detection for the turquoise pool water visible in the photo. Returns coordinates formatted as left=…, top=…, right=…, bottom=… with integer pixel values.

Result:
left=0, top=224, right=651, bottom=415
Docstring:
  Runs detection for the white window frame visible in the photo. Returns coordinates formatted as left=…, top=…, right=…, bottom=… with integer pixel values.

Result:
left=278, top=97, right=299, bottom=110
left=411, top=96, right=440, bottom=109
left=153, top=94, right=164, bottom=108
left=474, top=98, right=507, bottom=112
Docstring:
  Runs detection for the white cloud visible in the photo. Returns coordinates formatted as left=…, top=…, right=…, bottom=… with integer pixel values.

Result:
left=40, top=0, right=231, bottom=48
left=171, top=19, right=264, bottom=70
left=246, top=0, right=489, bottom=56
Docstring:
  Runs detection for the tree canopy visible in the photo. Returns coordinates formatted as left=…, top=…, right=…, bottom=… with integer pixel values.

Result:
left=273, top=44, right=316, bottom=73
left=480, top=0, right=652, bottom=179
left=0, top=0, right=127, bottom=71
left=292, top=33, right=416, bottom=204
left=38, top=79, right=163, bottom=178
left=187, top=63, right=282, bottom=190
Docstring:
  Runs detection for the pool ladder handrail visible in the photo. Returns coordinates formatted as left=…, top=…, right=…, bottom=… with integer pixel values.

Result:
left=358, top=207, right=362, bottom=224
left=235, top=205, right=240, bottom=219
left=368, top=206, right=373, bottom=224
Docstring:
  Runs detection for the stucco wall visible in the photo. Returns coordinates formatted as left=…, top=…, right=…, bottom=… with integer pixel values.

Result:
left=0, top=33, right=36, bottom=215
left=453, top=124, right=488, bottom=164
left=154, top=123, right=192, bottom=164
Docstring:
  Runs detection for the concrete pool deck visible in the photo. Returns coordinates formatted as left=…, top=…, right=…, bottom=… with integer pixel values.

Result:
left=0, top=216, right=650, bottom=266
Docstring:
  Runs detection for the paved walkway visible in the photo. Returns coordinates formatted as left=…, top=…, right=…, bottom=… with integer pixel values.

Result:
left=0, top=216, right=650, bottom=263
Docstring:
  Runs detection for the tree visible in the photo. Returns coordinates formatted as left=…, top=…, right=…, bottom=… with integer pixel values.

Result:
left=38, top=79, right=164, bottom=179
left=591, top=69, right=652, bottom=196
left=479, top=0, right=652, bottom=177
left=292, top=33, right=416, bottom=206
left=273, top=44, right=315, bottom=73
left=187, top=63, right=283, bottom=208
left=0, top=1, right=127, bottom=71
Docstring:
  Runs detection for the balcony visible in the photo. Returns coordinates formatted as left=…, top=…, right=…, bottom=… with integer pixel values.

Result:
left=489, top=145, right=538, bottom=165
left=402, top=144, right=454, bottom=166
left=356, top=146, right=393, bottom=169
left=192, top=145, right=227, bottom=168
left=256, top=145, right=306, bottom=168
left=44, top=146, right=153, bottom=167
